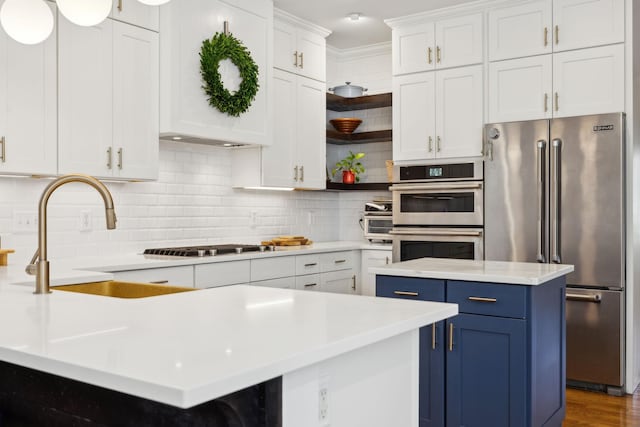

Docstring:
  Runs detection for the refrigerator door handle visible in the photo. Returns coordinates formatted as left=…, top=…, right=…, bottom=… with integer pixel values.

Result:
left=537, top=139, right=547, bottom=262
left=551, top=138, right=562, bottom=263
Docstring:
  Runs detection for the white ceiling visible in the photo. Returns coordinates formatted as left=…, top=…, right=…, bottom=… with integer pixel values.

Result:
left=273, top=0, right=477, bottom=49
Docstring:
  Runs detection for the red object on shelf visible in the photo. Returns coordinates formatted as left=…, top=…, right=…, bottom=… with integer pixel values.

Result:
left=342, top=170, right=355, bottom=184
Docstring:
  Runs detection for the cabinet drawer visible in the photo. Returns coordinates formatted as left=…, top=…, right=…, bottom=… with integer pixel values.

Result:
left=376, top=276, right=445, bottom=302
left=250, top=276, right=295, bottom=289
left=295, top=274, right=321, bottom=291
left=320, top=251, right=354, bottom=272
left=295, top=254, right=321, bottom=275
left=321, top=269, right=357, bottom=294
left=194, top=261, right=251, bottom=288
left=112, top=266, right=194, bottom=287
left=251, top=256, right=295, bottom=281
left=447, top=281, right=527, bottom=319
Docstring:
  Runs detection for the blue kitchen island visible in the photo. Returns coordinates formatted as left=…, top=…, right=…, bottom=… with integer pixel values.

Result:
left=372, top=258, right=574, bottom=427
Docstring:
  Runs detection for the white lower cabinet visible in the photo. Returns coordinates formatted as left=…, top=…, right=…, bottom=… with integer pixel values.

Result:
left=321, top=270, right=357, bottom=295
left=393, top=65, right=483, bottom=162
left=112, top=266, right=194, bottom=287
left=195, top=260, right=251, bottom=288
left=58, top=16, right=159, bottom=180
left=251, top=256, right=296, bottom=282
left=251, top=277, right=295, bottom=289
left=295, top=274, right=321, bottom=291
left=361, top=249, right=392, bottom=297
left=0, top=1, right=57, bottom=176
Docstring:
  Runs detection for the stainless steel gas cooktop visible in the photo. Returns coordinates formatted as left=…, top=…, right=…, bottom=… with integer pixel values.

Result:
left=143, top=244, right=265, bottom=257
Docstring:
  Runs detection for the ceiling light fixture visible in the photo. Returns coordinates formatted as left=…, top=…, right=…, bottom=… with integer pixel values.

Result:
left=348, top=12, right=362, bottom=21
left=0, top=0, right=54, bottom=45
left=56, top=0, right=112, bottom=27
left=137, top=0, right=172, bottom=5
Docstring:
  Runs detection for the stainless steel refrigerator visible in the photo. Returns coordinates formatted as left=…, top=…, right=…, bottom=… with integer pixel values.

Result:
left=484, top=113, right=625, bottom=394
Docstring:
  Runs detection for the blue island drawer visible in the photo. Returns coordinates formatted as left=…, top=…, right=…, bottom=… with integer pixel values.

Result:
left=376, top=275, right=445, bottom=302
left=447, top=281, right=528, bottom=319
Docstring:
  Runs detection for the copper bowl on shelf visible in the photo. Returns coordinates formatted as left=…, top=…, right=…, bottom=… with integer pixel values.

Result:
left=330, top=118, right=362, bottom=134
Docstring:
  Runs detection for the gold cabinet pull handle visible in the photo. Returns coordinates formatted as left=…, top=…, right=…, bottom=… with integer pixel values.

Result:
left=428, top=136, right=433, bottom=152
left=351, top=274, right=356, bottom=291
left=299, top=52, right=304, bottom=68
left=555, top=92, right=559, bottom=112
left=293, top=51, right=298, bottom=67
left=0, top=136, right=5, bottom=163
left=449, top=323, right=454, bottom=351
left=432, top=323, right=437, bottom=350
left=544, top=93, right=548, bottom=112
left=335, top=259, right=346, bottom=264
left=436, top=46, right=441, bottom=63
left=394, top=291, right=418, bottom=297
left=544, top=27, right=548, bottom=47
left=150, top=280, right=169, bottom=284
left=294, top=166, right=298, bottom=181
left=436, top=136, right=441, bottom=152
left=428, top=47, right=432, bottom=64
left=117, top=148, right=123, bottom=170
left=468, top=296, right=497, bottom=303
left=300, top=165, right=304, bottom=182
left=118, top=0, right=123, bottom=12
left=555, top=25, right=559, bottom=45
left=107, top=147, right=113, bottom=169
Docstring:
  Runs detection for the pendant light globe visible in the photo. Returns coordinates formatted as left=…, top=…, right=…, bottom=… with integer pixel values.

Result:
left=57, top=0, right=111, bottom=27
left=0, top=0, right=54, bottom=45
left=137, top=0, right=171, bottom=5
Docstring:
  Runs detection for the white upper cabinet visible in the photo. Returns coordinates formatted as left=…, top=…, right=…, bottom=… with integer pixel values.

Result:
left=489, top=55, right=553, bottom=122
left=58, top=16, right=159, bottom=180
left=488, top=0, right=553, bottom=61
left=553, top=0, right=624, bottom=52
left=110, top=0, right=159, bottom=31
left=160, top=0, right=273, bottom=146
left=393, top=65, right=483, bottom=162
left=0, top=1, right=57, bottom=176
left=391, top=13, right=482, bottom=75
left=274, top=10, right=329, bottom=82
left=294, top=76, right=326, bottom=189
left=552, top=44, right=624, bottom=117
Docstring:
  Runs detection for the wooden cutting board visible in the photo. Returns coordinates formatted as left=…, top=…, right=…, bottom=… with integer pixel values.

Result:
left=262, top=236, right=312, bottom=246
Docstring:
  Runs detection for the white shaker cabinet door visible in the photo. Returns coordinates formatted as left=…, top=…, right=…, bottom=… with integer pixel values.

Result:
left=489, top=55, right=553, bottom=122
left=0, top=1, right=57, bottom=176
left=111, top=0, right=159, bottom=31
left=488, top=0, right=552, bottom=61
left=392, top=23, right=435, bottom=75
left=295, top=76, right=326, bottom=189
left=296, top=28, right=326, bottom=82
left=274, top=19, right=298, bottom=75
left=262, top=69, right=297, bottom=188
left=436, top=65, right=483, bottom=159
left=113, top=22, right=159, bottom=180
left=552, top=44, right=624, bottom=118
left=361, top=249, right=391, bottom=297
left=393, top=72, right=436, bottom=162
left=435, top=13, right=483, bottom=69
left=553, top=0, right=624, bottom=52
left=58, top=17, right=114, bottom=177
left=320, top=270, right=357, bottom=295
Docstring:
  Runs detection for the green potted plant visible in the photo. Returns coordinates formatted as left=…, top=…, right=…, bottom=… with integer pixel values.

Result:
left=332, top=151, right=365, bottom=184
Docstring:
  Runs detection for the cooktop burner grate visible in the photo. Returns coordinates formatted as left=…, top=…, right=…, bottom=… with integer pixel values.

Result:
left=143, top=244, right=262, bottom=257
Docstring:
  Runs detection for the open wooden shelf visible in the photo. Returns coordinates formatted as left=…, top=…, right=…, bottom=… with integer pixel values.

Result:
left=326, top=93, right=392, bottom=111
left=325, top=182, right=392, bottom=191
left=326, top=129, right=392, bottom=145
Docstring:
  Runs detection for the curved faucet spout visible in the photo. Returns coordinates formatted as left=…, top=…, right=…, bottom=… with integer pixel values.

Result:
left=26, top=174, right=117, bottom=294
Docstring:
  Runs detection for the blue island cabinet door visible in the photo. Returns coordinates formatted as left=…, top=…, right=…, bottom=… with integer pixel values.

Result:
left=376, top=276, right=446, bottom=427
left=446, top=313, right=527, bottom=427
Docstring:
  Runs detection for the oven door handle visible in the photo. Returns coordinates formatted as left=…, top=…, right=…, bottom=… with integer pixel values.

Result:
left=389, top=182, right=483, bottom=191
left=389, top=229, right=483, bottom=237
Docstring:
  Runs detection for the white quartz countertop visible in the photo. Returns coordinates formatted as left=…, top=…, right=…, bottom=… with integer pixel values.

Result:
left=0, top=283, right=456, bottom=408
left=371, top=258, right=574, bottom=285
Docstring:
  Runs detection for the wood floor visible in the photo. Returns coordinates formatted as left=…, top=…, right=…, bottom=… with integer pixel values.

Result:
left=564, top=387, right=640, bottom=426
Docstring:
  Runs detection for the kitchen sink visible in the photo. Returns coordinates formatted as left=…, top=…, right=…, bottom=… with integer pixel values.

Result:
left=52, top=280, right=196, bottom=299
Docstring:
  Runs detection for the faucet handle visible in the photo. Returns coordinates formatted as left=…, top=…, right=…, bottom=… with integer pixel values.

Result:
left=25, top=264, right=37, bottom=276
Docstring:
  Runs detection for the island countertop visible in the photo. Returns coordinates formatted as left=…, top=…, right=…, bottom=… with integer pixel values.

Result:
left=0, top=282, right=456, bottom=409
left=371, top=258, right=574, bottom=285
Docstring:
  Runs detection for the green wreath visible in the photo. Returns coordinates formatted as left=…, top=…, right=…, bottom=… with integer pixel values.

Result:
left=200, top=32, right=260, bottom=117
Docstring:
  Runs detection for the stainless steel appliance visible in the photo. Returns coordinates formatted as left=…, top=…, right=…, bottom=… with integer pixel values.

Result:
left=362, top=201, right=393, bottom=243
left=390, top=161, right=484, bottom=262
left=144, top=244, right=266, bottom=257
left=484, top=113, right=625, bottom=394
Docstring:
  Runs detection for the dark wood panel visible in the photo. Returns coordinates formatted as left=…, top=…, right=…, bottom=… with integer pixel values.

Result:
left=326, top=93, right=392, bottom=111
left=326, top=129, right=392, bottom=144
left=325, top=182, right=391, bottom=191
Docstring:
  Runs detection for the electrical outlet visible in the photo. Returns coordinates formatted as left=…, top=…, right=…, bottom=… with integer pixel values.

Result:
left=250, top=211, right=258, bottom=229
left=318, top=377, right=330, bottom=426
left=79, top=210, right=92, bottom=232
left=12, top=210, right=38, bottom=233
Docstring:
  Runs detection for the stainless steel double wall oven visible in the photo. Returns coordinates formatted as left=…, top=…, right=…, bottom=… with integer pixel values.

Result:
left=390, top=161, right=484, bottom=262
